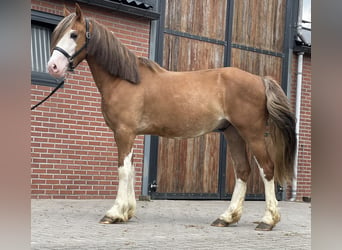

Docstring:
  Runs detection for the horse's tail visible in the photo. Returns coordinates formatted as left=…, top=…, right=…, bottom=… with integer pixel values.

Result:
left=263, top=76, right=296, bottom=184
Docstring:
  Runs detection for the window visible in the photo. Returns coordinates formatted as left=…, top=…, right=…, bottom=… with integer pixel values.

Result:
left=31, top=10, right=62, bottom=87
left=302, top=0, right=311, bottom=27
left=31, top=24, right=51, bottom=73
left=300, top=0, right=311, bottom=46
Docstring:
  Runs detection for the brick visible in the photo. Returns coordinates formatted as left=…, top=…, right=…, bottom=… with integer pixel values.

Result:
left=60, top=190, right=73, bottom=195
left=32, top=189, right=45, bottom=194
left=52, top=195, right=66, bottom=199
left=74, top=191, right=86, bottom=195
left=46, top=190, right=59, bottom=195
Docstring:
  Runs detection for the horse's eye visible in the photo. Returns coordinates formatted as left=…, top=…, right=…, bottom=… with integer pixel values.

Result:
left=70, top=32, right=78, bottom=39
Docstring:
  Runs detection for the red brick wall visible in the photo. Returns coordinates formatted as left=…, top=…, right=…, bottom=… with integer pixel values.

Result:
left=288, top=53, right=312, bottom=201
left=31, top=0, right=150, bottom=199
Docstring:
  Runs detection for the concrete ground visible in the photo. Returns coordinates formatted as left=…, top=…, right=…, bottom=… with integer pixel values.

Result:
left=31, top=199, right=311, bottom=249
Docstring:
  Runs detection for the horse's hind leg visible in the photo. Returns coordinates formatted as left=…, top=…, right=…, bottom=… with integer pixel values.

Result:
left=247, top=132, right=280, bottom=231
left=99, top=129, right=136, bottom=224
left=211, top=125, right=251, bottom=227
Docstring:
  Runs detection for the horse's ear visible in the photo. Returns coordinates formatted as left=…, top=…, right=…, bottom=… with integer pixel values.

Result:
left=75, top=3, right=84, bottom=21
left=63, top=6, right=71, bottom=17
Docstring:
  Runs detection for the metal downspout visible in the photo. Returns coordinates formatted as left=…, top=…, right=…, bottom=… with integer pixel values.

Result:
left=291, top=51, right=303, bottom=201
left=291, top=0, right=304, bottom=201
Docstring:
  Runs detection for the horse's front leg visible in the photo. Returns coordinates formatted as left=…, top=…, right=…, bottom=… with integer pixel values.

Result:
left=99, top=130, right=136, bottom=224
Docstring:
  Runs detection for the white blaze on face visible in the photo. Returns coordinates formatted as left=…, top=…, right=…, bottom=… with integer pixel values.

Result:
left=47, top=29, right=77, bottom=78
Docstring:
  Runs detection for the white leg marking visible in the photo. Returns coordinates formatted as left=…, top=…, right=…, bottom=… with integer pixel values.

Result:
left=126, top=152, right=136, bottom=219
left=254, top=156, right=280, bottom=225
left=219, top=178, right=247, bottom=223
left=106, top=151, right=136, bottom=221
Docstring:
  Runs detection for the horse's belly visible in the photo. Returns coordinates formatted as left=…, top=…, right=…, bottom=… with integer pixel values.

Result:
left=144, top=116, right=228, bottom=139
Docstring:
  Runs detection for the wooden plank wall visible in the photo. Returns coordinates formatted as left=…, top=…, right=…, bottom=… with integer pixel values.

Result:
left=157, top=0, right=227, bottom=194
left=231, top=0, right=286, bottom=81
left=232, top=0, right=285, bottom=52
left=158, top=135, right=221, bottom=193
left=163, top=35, right=224, bottom=71
left=231, top=49, right=283, bottom=82
left=165, top=0, right=227, bottom=40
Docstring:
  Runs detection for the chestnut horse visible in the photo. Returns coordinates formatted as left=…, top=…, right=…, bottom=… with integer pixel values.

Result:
left=47, top=4, right=296, bottom=231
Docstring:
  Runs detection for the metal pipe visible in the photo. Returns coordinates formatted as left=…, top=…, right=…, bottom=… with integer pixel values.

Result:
left=291, top=51, right=304, bottom=201
left=290, top=0, right=304, bottom=202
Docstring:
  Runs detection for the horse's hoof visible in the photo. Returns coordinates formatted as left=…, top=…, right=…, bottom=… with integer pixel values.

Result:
left=211, top=218, right=231, bottom=227
left=255, top=222, right=274, bottom=231
left=99, top=215, right=124, bottom=224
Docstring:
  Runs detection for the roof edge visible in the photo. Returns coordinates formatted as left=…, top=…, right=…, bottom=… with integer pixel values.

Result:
left=77, top=0, right=160, bottom=20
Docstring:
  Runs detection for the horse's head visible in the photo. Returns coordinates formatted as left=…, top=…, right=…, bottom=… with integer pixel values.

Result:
left=48, top=3, right=90, bottom=78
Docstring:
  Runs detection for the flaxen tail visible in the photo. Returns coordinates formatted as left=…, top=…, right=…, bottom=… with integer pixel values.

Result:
left=263, top=77, right=296, bottom=184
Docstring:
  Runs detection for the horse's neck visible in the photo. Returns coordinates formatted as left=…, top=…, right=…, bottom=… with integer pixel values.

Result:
left=86, top=56, right=120, bottom=92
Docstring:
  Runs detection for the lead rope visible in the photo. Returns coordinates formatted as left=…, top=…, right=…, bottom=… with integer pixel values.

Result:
left=30, top=79, right=64, bottom=110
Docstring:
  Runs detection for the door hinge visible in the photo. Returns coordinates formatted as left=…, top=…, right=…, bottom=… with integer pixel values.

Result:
left=149, top=180, right=157, bottom=193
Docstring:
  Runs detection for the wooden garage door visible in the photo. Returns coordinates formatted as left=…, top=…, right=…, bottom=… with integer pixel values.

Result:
left=149, top=0, right=291, bottom=200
